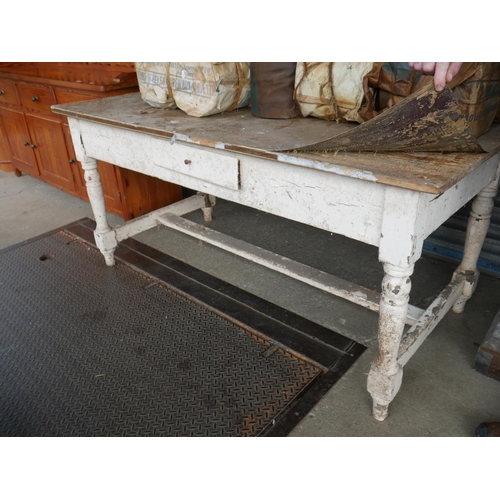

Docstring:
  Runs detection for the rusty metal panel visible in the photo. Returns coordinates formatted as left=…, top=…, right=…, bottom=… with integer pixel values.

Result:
left=0, top=223, right=363, bottom=436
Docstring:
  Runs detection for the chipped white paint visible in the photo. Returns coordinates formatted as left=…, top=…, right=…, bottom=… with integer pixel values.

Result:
left=158, top=212, right=424, bottom=324
left=452, top=169, right=500, bottom=313
left=79, top=156, right=117, bottom=266
left=74, top=119, right=386, bottom=245
left=277, top=153, right=378, bottom=182
left=277, top=153, right=336, bottom=170
left=65, top=113, right=500, bottom=423
left=78, top=122, right=240, bottom=191
left=114, top=195, right=206, bottom=242
left=398, top=273, right=466, bottom=366
left=170, top=132, right=198, bottom=144
left=367, top=262, right=412, bottom=421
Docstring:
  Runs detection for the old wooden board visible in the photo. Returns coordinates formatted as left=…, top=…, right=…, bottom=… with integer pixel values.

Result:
left=297, top=82, right=485, bottom=153
left=51, top=92, right=353, bottom=150
left=52, top=93, right=500, bottom=195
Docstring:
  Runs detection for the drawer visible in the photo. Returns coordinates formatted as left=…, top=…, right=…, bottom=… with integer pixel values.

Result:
left=77, top=121, right=241, bottom=191
left=18, top=83, right=56, bottom=115
left=0, top=79, right=20, bottom=106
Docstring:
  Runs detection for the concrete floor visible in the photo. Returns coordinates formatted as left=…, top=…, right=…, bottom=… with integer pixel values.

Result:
left=2, top=169, right=500, bottom=437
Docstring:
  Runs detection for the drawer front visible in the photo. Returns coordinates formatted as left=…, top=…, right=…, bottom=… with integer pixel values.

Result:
left=76, top=120, right=241, bottom=191
left=153, top=140, right=241, bottom=190
left=0, top=79, right=20, bottom=107
left=18, top=83, right=57, bottom=115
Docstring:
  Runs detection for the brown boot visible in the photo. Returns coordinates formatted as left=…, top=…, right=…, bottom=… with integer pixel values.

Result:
left=475, top=422, right=500, bottom=437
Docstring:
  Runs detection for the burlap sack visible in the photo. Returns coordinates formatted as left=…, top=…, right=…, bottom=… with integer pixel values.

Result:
left=358, top=62, right=500, bottom=136
left=453, top=62, right=500, bottom=136
left=135, top=62, right=177, bottom=109
left=294, top=62, right=375, bottom=123
left=167, top=62, right=251, bottom=117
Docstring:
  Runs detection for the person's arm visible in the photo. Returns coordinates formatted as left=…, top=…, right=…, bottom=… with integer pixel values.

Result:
left=408, top=62, right=463, bottom=91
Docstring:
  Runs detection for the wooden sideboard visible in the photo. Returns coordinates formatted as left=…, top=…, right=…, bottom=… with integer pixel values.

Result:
left=0, top=62, right=183, bottom=220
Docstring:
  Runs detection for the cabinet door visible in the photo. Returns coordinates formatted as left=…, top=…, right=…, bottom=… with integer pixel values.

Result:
left=97, top=161, right=126, bottom=216
left=62, top=122, right=87, bottom=200
left=0, top=120, right=13, bottom=170
left=26, top=114, right=76, bottom=193
left=118, top=168, right=183, bottom=220
left=62, top=122, right=125, bottom=215
left=0, top=106, right=39, bottom=176
left=0, top=79, right=21, bottom=107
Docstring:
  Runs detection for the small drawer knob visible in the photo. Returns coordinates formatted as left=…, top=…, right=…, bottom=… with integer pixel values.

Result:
left=184, top=159, right=191, bottom=165
left=24, top=141, right=30, bottom=146
left=31, top=144, right=37, bottom=149
left=0, top=90, right=4, bottom=96
left=31, top=96, right=39, bottom=102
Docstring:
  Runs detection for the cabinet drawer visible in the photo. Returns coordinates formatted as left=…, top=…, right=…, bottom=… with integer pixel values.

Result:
left=0, top=79, right=20, bottom=106
left=18, top=83, right=56, bottom=115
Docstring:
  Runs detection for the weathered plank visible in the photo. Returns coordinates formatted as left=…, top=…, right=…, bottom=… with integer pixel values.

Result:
left=397, top=273, right=466, bottom=367
left=157, top=212, right=424, bottom=325
left=296, top=82, right=485, bottom=153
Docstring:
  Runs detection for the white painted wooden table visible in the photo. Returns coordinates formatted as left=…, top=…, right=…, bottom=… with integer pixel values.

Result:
left=53, top=93, right=500, bottom=421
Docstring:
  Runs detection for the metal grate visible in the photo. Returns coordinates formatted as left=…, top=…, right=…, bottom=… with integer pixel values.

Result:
left=0, top=231, right=324, bottom=436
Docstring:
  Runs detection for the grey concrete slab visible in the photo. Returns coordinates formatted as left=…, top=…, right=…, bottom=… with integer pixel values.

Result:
left=0, top=171, right=123, bottom=248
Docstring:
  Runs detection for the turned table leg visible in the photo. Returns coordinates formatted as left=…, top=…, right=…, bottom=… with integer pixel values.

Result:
left=453, top=173, right=500, bottom=313
left=200, top=193, right=216, bottom=222
left=81, top=157, right=117, bottom=266
left=367, top=263, right=413, bottom=421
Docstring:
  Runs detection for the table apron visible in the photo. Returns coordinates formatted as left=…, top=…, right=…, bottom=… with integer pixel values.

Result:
left=69, top=117, right=499, bottom=267
left=422, top=153, right=499, bottom=237
left=70, top=118, right=387, bottom=247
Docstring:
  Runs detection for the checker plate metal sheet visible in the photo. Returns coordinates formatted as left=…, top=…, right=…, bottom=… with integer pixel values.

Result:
left=0, top=231, right=322, bottom=436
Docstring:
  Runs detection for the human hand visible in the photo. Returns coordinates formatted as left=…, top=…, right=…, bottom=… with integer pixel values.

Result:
left=408, top=62, right=463, bottom=91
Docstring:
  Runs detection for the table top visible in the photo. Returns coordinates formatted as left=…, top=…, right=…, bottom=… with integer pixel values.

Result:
left=53, top=92, right=500, bottom=195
